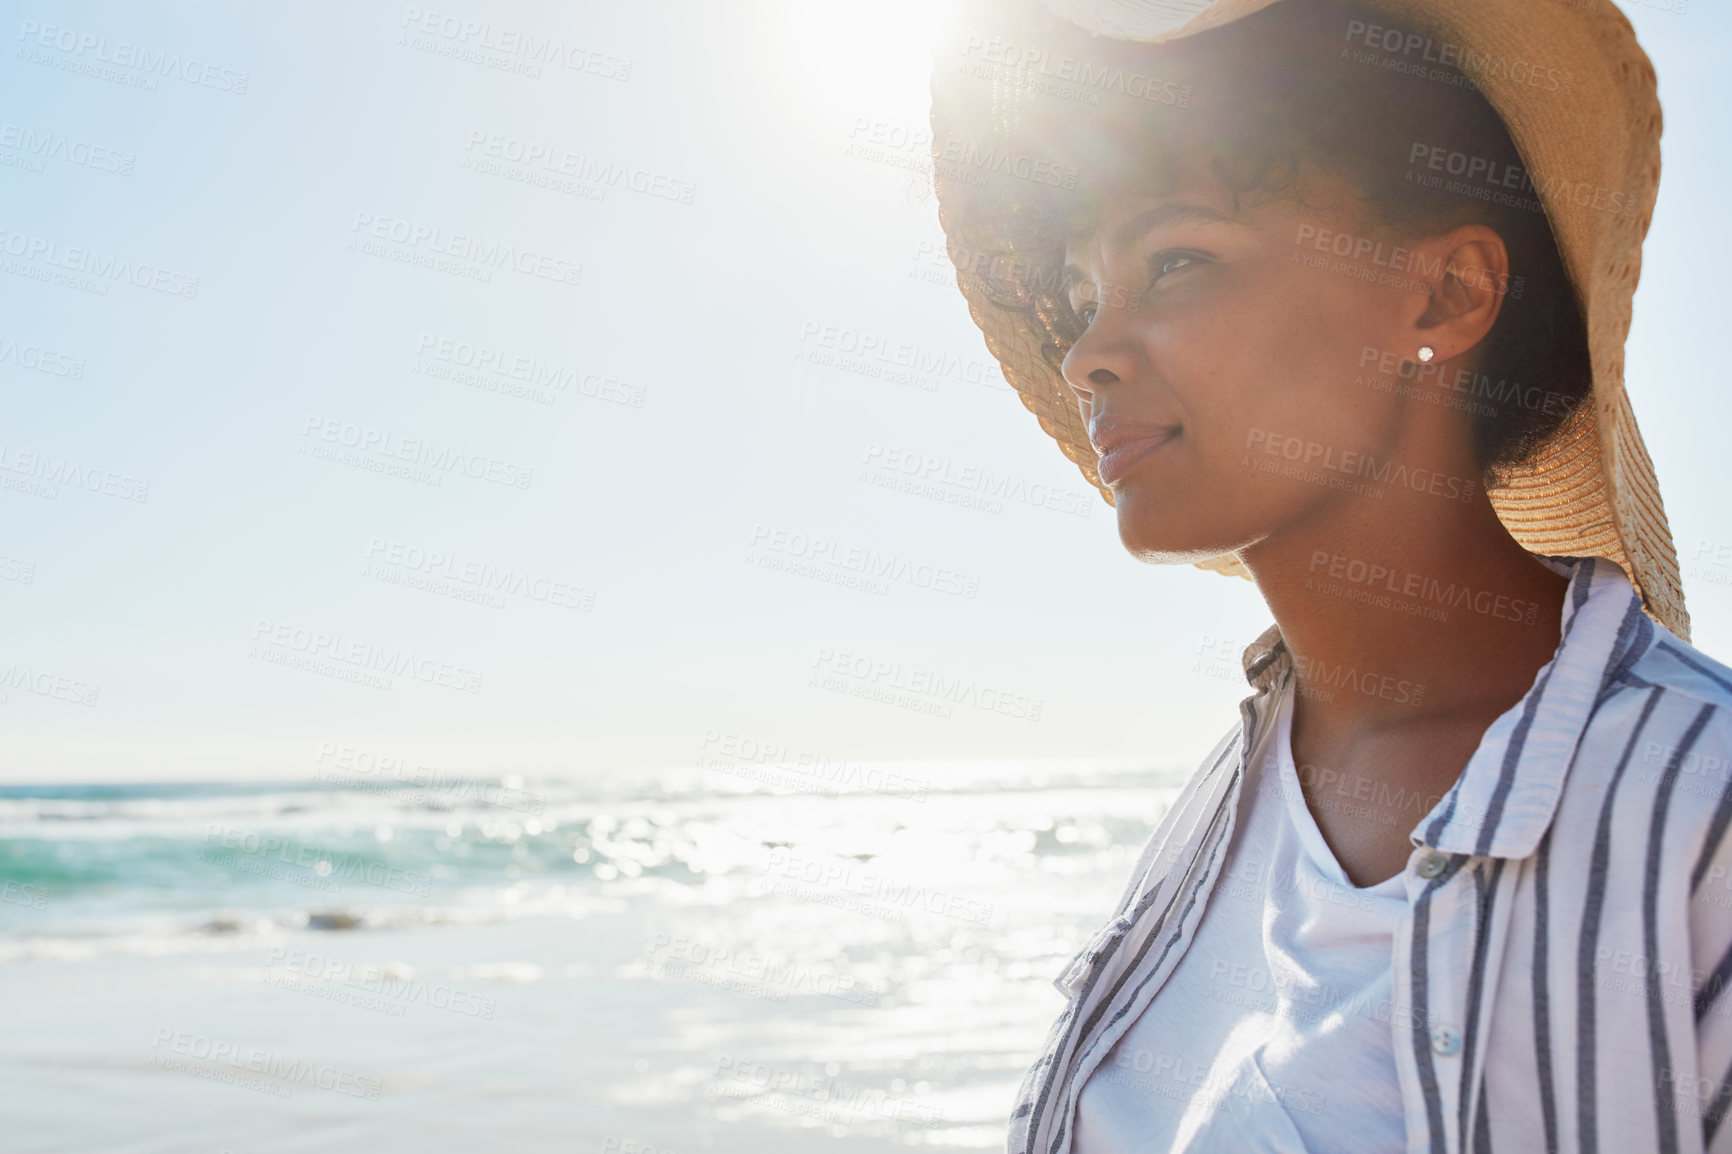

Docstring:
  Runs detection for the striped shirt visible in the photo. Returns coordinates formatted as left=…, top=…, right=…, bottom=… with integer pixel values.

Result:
left=1008, top=556, right=1732, bottom=1154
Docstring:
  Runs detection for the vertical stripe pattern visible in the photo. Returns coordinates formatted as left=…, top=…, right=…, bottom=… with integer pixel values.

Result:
left=1642, top=706, right=1715, bottom=1153
left=1008, top=559, right=1732, bottom=1154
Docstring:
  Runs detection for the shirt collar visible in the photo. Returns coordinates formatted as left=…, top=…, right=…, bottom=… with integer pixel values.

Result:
left=1241, top=623, right=1287, bottom=691
left=1239, top=555, right=1649, bottom=859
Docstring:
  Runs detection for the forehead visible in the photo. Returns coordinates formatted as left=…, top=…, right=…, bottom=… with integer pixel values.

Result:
left=1060, top=182, right=1244, bottom=284
left=1062, top=167, right=1238, bottom=248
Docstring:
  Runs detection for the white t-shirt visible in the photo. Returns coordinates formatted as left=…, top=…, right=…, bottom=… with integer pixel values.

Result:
left=1072, top=683, right=1413, bottom=1152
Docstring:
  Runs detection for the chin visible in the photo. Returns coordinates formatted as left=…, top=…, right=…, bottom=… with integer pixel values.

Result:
left=1113, top=496, right=1253, bottom=566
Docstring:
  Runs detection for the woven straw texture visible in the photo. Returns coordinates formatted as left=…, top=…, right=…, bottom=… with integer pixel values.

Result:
left=931, top=0, right=1689, bottom=637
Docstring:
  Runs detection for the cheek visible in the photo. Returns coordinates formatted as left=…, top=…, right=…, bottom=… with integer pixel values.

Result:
left=1179, top=264, right=1405, bottom=461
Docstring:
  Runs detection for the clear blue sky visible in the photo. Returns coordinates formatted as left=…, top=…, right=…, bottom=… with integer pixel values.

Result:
left=1, top=0, right=1725, bottom=781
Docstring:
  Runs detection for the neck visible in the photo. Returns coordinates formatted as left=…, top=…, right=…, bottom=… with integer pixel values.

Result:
left=1238, top=486, right=1569, bottom=735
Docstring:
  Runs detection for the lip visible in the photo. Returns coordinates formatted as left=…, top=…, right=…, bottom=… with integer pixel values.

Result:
left=1090, top=419, right=1180, bottom=486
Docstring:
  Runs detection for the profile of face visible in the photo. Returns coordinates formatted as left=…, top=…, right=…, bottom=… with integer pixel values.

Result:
left=1060, top=165, right=1509, bottom=567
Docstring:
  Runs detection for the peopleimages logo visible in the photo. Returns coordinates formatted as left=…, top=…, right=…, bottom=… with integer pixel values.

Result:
left=935, top=137, right=1078, bottom=189
left=0, top=123, right=135, bottom=175
left=710, top=1055, right=945, bottom=1126
left=349, top=212, right=582, bottom=287
left=1292, top=223, right=1523, bottom=299
left=698, top=727, right=930, bottom=801
left=149, top=1028, right=382, bottom=1100
left=414, top=334, right=643, bottom=408
left=0, top=227, right=200, bottom=298
left=1104, top=1048, right=1326, bottom=1117
left=364, top=537, right=594, bottom=610
left=958, top=35, right=1192, bottom=108
left=265, top=947, right=497, bottom=1018
left=0, top=663, right=101, bottom=707
left=1406, top=141, right=1638, bottom=219
left=16, top=20, right=251, bottom=93
left=462, top=132, right=695, bottom=204
left=1307, top=550, right=1542, bottom=626
left=1342, top=18, right=1573, bottom=96
left=398, top=8, right=632, bottom=80
left=646, top=932, right=884, bottom=1006
left=1291, top=653, right=1424, bottom=706
left=0, top=443, right=148, bottom=502
left=250, top=618, right=484, bottom=694
left=747, top=524, right=979, bottom=599
left=798, top=323, right=1005, bottom=392
left=301, top=415, right=533, bottom=490
left=1357, top=346, right=1577, bottom=419
left=202, top=824, right=434, bottom=897
left=313, top=740, right=546, bottom=815
left=0, top=334, right=85, bottom=379
left=1244, top=428, right=1477, bottom=504
left=861, top=443, right=1093, bottom=517
left=0, top=879, right=48, bottom=909
left=765, top=849, right=996, bottom=928
left=810, top=647, right=1044, bottom=722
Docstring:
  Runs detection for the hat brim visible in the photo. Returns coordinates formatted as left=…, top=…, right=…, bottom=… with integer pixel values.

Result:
left=930, top=0, right=1689, bottom=638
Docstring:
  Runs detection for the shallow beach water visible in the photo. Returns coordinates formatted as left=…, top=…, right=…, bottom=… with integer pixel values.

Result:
left=0, top=764, right=1182, bottom=1152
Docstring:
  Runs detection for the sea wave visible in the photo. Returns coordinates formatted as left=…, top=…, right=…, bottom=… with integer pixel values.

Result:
left=0, top=765, right=1183, bottom=959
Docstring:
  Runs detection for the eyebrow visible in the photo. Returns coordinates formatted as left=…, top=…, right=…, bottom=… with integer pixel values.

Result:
left=1062, top=202, right=1240, bottom=289
left=1112, top=202, right=1236, bottom=248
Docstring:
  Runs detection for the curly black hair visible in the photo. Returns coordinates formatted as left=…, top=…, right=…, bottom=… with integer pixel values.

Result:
left=943, top=0, right=1594, bottom=483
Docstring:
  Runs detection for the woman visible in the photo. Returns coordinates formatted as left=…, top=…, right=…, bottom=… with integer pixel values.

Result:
left=928, top=0, right=1732, bottom=1151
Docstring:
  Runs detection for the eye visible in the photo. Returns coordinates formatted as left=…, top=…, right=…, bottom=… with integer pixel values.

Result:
left=1068, top=251, right=1203, bottom=328
left=1149, top=251, right=1203, bottom=283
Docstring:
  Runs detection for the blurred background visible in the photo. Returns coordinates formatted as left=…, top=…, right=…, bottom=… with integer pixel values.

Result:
left=0, top=0, right=1724, bottom=1149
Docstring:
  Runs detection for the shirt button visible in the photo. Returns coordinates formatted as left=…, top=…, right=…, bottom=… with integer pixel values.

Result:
left=1431, top=1025, right=1463, bottom=1056
left=1416, top=852, right=1450, bottom=879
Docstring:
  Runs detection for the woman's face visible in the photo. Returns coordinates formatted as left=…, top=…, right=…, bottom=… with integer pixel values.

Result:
left=1060, top=168, right=1460, bottom=565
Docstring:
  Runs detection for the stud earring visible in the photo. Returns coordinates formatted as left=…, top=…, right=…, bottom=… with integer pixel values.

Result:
left=1417, top=346, right=1436, bottom=363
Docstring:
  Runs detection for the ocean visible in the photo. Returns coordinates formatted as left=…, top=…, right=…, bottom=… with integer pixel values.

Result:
left=0, top=761, right=1184, bottom=1153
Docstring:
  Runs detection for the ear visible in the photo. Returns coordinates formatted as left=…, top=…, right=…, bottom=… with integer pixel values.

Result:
left=1405, top=225, right=1511, bottom=363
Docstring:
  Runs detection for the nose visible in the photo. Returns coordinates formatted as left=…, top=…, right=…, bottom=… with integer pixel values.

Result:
left=1060, top=304, right=1144, bottom=413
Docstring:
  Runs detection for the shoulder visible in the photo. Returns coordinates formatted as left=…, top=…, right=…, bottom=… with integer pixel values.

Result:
left=1620, top=634, right=1732, bottom=944
left=1606, top=621, right=1732, bottom=778
left=1625, top=623, right=1732, bottom=717
left=1535, top=614, right=1730, bottom=860
left=1574, top=621, right=1732, bottom=890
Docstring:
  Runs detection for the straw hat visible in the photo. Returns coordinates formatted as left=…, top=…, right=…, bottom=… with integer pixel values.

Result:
left=930, top=0, right=1689, bottom=638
